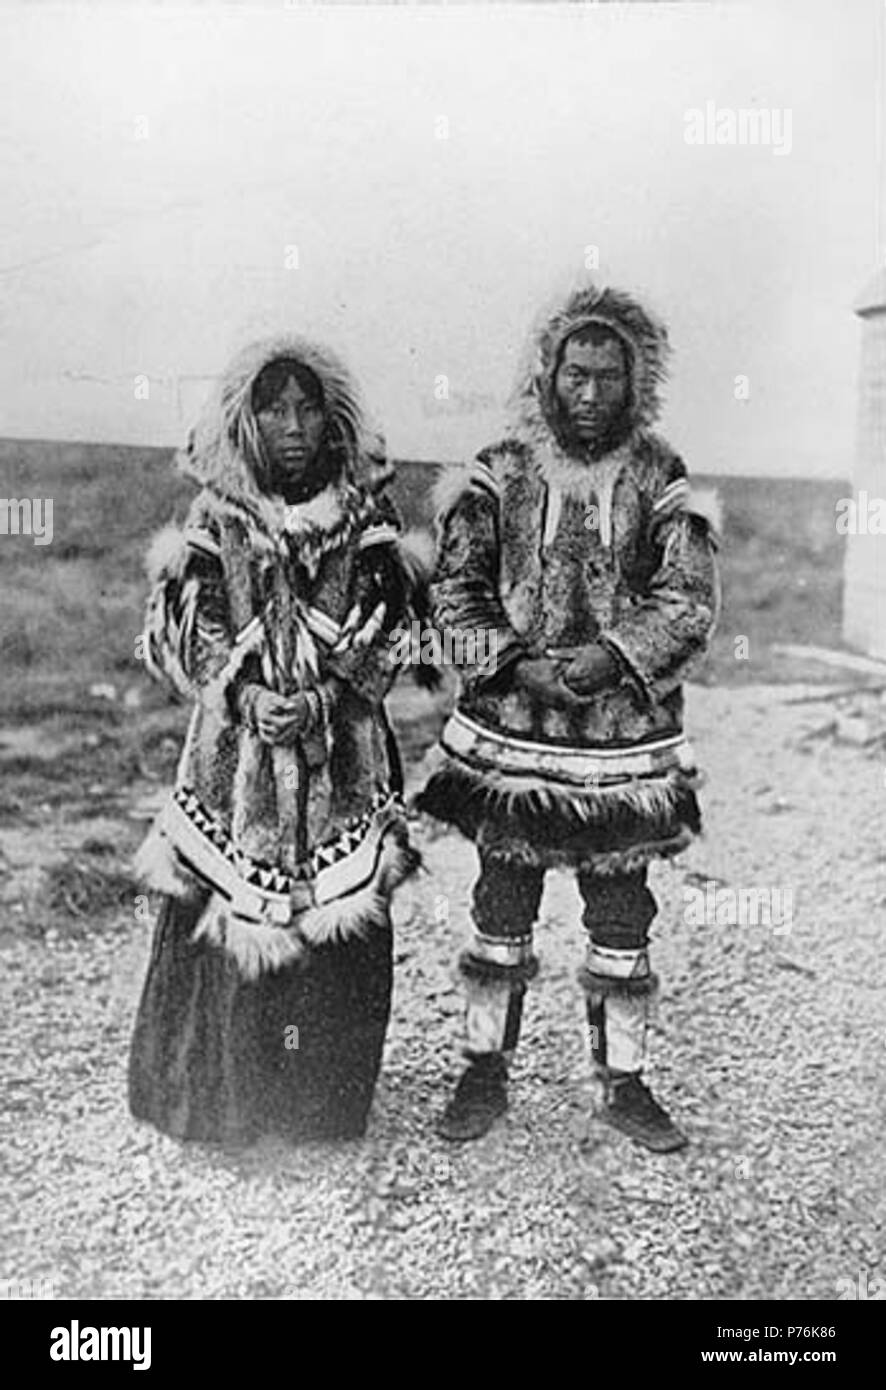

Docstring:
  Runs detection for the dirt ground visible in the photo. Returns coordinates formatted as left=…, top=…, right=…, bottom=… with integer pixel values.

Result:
left=2, top=677, right=885, bottom=1301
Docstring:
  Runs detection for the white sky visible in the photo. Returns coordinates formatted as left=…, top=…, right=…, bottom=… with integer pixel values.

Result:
left=0, top=0, right=879, bottom=475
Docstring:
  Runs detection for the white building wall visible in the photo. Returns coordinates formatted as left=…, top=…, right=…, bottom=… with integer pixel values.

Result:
left=844, top=298, right=886, bottom=660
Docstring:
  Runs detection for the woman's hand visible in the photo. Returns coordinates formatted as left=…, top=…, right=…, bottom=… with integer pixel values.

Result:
left=250, top=689, right=313, bottom=745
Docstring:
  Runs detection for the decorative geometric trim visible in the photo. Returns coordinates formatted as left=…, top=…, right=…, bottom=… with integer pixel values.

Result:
left=139, top=784, right=406, bottom=925
left=183, top=831, right=415, bottom=979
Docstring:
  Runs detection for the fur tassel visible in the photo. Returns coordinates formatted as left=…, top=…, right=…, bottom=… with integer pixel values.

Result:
left=134, top=824, right=204, bottom=901
left=431, top=462, right=477, bottom=521
left=192, top=900, right=307, bottom=977
left=145, top=523, right=189, bottom=586
left=296, top=837, right=420, bottom=947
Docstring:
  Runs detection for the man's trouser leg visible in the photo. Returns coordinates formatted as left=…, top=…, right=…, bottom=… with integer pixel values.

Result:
left=437, top=853, right=542, bottom=1141
left=576, top=868, right=658, bottom=1079
left=461, top=852, right=543, bottom=1059
left=576, top=867, right=686, bottom=1152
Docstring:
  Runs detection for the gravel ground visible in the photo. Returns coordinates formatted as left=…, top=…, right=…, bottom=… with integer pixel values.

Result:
left=2, top=682, right=885, bottom=1302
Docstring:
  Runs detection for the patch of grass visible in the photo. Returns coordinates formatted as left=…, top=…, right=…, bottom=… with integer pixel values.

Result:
left=43, top=852, right=138, bottom=924
left=0, top=704, right=188, bottom=823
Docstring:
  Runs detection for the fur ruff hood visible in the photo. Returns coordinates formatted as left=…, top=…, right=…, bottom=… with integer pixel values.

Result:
left=511, top=280, right=670, bottom=454
left=176, top=333, right=392, bottom=531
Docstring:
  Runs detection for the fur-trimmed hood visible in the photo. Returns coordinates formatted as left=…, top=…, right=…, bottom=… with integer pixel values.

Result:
left=177, top=334, right=392, bottom=514
left=510, top=282, right=670, bottom=455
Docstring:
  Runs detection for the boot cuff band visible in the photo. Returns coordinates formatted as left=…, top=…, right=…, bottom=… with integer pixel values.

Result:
left=586, top=942, right=650, bottom=981
left=578, top=966, right=659, bottom=998
left=460, top=950, right=540, bottom=984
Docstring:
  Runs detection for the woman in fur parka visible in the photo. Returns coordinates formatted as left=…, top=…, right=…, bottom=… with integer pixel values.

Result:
left=417, top=283, right=721, bottom=1152
left=129, top=336, right=423, bottom=1145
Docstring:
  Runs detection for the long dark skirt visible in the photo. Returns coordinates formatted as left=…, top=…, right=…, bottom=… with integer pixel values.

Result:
left=128, top=893, right=393, bottom=1146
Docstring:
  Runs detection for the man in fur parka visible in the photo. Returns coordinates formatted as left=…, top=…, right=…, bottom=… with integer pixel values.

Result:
left=417, top=283, right=720, bottom=1152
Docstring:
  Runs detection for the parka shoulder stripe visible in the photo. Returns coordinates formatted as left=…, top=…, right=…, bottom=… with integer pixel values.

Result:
left=652, top=477, right=691, bottom=520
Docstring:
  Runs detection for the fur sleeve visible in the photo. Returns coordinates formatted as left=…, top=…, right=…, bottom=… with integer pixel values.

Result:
left=141, top=504, right=247, bottom=701
left=429, top=460, right=527, bottom=689
left=599, top=446, right=721, bottom=701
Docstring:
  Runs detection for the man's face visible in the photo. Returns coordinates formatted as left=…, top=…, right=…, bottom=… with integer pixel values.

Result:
left=255, top=375, right=325, bottom=489
left=553, top=335, right=630, bottom=449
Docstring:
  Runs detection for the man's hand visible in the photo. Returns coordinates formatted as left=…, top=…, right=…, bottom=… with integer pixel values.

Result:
left=250, top=690, right=313, bottom=745
left=512, top=657, right=586, bottom=708
left=560, top=643, right=619, bottom=697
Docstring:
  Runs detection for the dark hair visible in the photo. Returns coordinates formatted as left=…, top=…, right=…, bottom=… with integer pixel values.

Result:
left=560, top=321, right=632, bottom=371
left=251, top=358, right=324, bottom=414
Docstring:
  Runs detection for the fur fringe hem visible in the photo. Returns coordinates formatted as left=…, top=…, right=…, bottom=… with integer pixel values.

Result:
left=415, top=759, right=699, bottom=828
left=475, top=828, right=695, bottom=876
left=192, top=908, right=308, bottom=977
left=414, top=760, right=700, bottom=873
left=134, top=830, right=205, bottom=901
left=136, top=834, right=420, bottom=979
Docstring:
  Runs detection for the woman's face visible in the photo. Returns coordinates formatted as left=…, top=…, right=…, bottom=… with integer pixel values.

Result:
left=255, top=375, right=325, bottom=490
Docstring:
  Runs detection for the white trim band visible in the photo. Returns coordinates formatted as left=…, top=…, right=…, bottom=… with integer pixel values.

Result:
left=441, top=709, right=695, bottom=787
left=586, top=943, right=650, bottom=981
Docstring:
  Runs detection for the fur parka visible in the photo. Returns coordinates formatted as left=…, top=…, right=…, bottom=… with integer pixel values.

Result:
left=417, top=284, right=721, bottom=873
left=135, top=335, right=422, bottom=977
